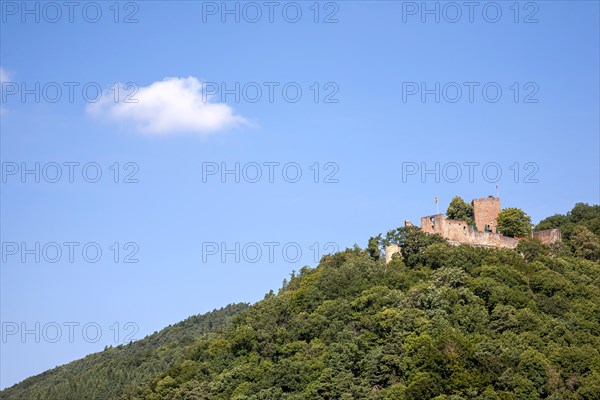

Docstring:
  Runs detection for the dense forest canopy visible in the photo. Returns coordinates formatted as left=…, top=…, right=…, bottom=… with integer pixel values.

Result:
left=0, top=304, right=249, bottom=399
left=535, top=203, right=600, bottom=261
left=2, top=203, right=599, bottom=400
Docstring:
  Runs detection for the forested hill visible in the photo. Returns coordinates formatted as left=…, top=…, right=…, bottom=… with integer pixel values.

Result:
left=2, top=203, right=600, bottom=400
left=0, top=303, right=249, bottom=399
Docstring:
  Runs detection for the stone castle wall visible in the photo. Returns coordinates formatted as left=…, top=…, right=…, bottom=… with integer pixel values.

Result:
left=420, top=213, right=518, bottom=249
left=533, top=228, right=561, bottom=245
left=472, top=196, right=500, bottom=232
left=385, top=244, right=400, bottom=263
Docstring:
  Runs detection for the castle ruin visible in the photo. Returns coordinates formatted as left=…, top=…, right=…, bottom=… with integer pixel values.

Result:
left=385, top=196, right=561, bottom=262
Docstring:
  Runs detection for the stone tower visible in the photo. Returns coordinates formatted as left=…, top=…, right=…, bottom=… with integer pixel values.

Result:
left=472, top=196, right=500, bottom=233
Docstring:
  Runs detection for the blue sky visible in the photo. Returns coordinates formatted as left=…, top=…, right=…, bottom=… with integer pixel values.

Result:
left=1, top=0, right=599, bottom=389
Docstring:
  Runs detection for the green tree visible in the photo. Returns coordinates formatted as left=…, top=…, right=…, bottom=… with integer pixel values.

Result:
left=569, top=203, right=600, bottom=224
left=496, top=208, right=532, bottom=237
left=367, top=234, right=382, bottom=261
left=446, top=196, right=475, bottom=225
left=385, top=226, right=446, bottom=268
left=570, top=225, right=600, bottom=261
left=516, top=237, right=547, bottom=262
left=518, top=349, right=551, bottom=397
left=577, top=371, right=600, bottom=400
left=535, top=213, right=569, bottom=232
left=569, top=203, right=600, bottom=236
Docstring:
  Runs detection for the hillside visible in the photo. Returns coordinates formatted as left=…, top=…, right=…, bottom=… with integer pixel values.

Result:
left=0, top=304, right=248, bottom=399
left=2, top=204, right=600, bottom=400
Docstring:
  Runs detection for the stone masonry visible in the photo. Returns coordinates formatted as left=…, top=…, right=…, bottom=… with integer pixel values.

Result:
left=533, top=228, right=561, bottom=245
left=420, top=213, right=519, bottom=249
left=472, top=196, right=501, bottom=233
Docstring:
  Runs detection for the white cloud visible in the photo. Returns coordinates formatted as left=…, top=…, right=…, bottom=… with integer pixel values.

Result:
left=0, top=67, right=9, bottom=82
left=87, top=76, right=247, bottom=135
